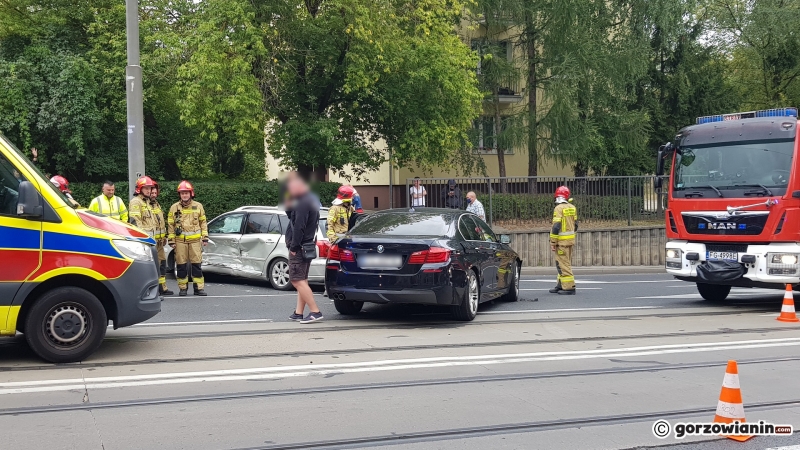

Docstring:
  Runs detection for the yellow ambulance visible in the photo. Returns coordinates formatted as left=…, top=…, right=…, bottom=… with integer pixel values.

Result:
left=0, top=134, right=161, bottom=363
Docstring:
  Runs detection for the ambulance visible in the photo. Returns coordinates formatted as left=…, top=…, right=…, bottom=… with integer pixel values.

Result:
left=0, top=134, right=161, bottom=363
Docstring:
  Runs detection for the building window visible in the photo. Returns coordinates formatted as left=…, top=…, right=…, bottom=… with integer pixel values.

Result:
left=473, top=116, right=513, bottom=155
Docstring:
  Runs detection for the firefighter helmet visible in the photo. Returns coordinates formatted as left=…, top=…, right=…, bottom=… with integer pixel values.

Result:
left=177, top=180, right=195, bottom=198
left=336, top=185, right=355, bottom=201
left=555, top=186, right=570, bottom=200
left=50, top=175, right=71, bottom=194
left=134, top=176, right=156, bottom=194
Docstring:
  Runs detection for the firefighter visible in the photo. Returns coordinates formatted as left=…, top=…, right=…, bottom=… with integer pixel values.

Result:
left=49, top=175, right=80, bottom=207
left=549, top=186, right=578, bottom=295
left=327, top=185, right=355, bottom=242
left=168, top=181, right=209, bottom=296
left=149, top=181, right=173, bottom=296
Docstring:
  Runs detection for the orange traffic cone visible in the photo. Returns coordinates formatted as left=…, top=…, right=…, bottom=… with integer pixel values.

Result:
left=777, top=284, right=800, bottom=323
left=712, top=360, right=753, bottom=442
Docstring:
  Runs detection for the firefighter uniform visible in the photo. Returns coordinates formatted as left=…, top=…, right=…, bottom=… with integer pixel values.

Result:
left=150, top=196, right=171, bottom=295
left=326, top=202, right=353, bottom=242
left=550, top=200, right=578, bottom=293
left=168, top=200, right=208, bottom=295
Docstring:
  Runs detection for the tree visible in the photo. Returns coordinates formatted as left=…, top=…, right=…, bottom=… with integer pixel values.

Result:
left=710, top=0, right=800, bottom=109
left=175, top=0, right=482, bottom=180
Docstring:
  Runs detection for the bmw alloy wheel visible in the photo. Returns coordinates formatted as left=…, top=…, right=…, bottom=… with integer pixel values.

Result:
left=468, top=273, right=479, bottom=316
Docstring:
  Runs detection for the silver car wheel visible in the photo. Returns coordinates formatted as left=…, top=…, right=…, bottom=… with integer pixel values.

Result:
left=271, top=260, right=290, bottom=288
left=468, top=273, right=479, bottom=315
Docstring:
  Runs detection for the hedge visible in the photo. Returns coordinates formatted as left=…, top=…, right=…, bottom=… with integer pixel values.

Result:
left=477, top=193, right=644, bottom=222
left=70, top=180, right=342, bottom=220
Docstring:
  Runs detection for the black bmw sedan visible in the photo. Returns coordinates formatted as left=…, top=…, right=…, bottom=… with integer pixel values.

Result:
left=325, top=208, right=522, bottom=321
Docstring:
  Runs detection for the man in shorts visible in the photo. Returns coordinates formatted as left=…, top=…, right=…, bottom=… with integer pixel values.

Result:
left=286, top=175, right=323, bottom=323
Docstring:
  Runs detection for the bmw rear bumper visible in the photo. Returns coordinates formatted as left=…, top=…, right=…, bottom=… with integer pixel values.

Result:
left=326, top=285, right=456, bottom=305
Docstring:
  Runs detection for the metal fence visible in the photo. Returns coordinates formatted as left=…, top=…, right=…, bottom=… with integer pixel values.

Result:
left=405, top=176, right=666, bottom=231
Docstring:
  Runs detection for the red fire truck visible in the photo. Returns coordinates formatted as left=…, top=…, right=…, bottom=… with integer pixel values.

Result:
left=656, top=107, right=800, bottom=301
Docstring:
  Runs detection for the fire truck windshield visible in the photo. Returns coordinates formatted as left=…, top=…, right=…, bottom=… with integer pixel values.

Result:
left=673, top=140, right=794, bottom=195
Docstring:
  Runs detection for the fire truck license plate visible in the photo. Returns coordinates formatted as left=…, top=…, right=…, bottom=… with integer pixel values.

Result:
left=707, top=251, right=737, bottom=261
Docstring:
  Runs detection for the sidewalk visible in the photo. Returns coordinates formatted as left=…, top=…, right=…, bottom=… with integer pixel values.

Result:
left=521, top=266, right=665, bottom=276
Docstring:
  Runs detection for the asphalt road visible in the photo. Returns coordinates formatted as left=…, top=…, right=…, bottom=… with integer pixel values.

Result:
left=1, top=271, right=799, bottom=450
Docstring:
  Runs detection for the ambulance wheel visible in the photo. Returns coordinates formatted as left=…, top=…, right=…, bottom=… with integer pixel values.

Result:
left=25, top=287, right=107, bottom=363
left=697, top=283, right=731, bottom=302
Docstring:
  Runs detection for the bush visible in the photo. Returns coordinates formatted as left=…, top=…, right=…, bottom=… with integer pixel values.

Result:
left=477, top=193, right=643, bottom=222
left=70, top=180, right=341, bottom=220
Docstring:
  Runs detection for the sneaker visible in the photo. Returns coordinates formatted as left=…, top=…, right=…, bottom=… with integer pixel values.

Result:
left=300, top=312, right=324, bottom=324
left=548, top=286, right=561, bottom=294
left=557, top=289, right=576, bottom=295
left=289, top=312, right=304, bottom=322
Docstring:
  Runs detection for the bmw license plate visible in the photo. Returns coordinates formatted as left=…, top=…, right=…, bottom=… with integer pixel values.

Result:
left=706, top=251, right=738, bottom=261
left=358, top=254, right=403, bottom=269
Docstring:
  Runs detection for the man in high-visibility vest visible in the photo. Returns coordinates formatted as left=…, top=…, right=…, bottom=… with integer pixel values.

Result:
left=149, top=181, right=173, bottom=295
left=326, top=186, right=355, bottom=243
left=88, top=181, right=128, bottom=222
left=549, top=186, right=578, bottom=295
left=168, top=181, right=208, bottom=296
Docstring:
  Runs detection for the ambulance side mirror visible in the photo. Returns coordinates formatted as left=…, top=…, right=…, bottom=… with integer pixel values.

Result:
left=17, top=181, right=43, bottom=219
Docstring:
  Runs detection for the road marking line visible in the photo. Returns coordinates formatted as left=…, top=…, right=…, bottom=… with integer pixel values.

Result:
left=180, top=294, right=318, bottom=299
left=127, top=319, right=275, bottom=327
left=4, top=337, right=800, bottom=394
left=765, top=446, right=800, bottom=450
left=480, top=306, right=660, bottom=314
left=524, top=279, right=673, bottom=284
left=520, top=288, right=602, bottom=291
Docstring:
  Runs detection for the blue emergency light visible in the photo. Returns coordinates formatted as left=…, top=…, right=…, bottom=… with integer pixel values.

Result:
left=696, top=107, right=798, bottom=124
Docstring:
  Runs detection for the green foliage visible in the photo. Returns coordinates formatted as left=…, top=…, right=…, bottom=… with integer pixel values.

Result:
left=479, top=194, right=643, bottom=223
left=175, top=0, right=483, bottom=178
left=71, top=180, right=342, bottom=219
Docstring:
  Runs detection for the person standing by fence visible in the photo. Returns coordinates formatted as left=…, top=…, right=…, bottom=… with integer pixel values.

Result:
left=410, top=177, right=427, bottom=208
left=442, top=179, right=463, bottom=209
left=465, top=191, right=485, bottom=220
left=549, top=186, right=577, bottom=295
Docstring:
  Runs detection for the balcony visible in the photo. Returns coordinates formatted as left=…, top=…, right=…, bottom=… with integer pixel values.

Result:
left=483, top=76, right=523, bottom=104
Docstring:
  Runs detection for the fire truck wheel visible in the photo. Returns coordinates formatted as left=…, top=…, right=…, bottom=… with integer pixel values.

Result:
left=24, top=287, right=108, bottom=363
left=696, top=283, right=731, bottom=302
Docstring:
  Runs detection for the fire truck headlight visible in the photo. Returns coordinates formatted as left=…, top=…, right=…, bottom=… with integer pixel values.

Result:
left=666, top=249, right=681, bottom=260
left=769, top=253, right=799, bottom=265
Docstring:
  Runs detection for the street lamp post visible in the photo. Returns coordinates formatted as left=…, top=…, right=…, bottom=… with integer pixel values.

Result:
left=125, top=0, right=145, bottom=200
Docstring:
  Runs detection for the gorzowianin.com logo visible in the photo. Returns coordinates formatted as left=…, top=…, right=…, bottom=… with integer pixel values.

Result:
left=652, top=420, right=793, bottom=439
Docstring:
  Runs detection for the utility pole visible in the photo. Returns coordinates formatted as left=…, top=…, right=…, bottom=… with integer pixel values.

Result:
left=125, top=0, right=145, bottom=200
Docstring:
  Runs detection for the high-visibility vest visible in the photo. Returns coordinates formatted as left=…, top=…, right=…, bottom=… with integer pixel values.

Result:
left=89, top=195, right=129, bottom=222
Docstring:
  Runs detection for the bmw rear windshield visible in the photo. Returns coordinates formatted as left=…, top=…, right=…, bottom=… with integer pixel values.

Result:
left=350, top=212, right=454, bottom=236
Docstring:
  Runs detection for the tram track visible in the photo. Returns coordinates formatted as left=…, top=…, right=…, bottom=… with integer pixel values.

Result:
left=1, top=324, right=798, bottom=372
left=2, top=355, right=799, bottom=416
left=226, top=398, right=800, bottom=450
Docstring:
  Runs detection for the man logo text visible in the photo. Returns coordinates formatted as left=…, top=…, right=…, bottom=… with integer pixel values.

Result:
left=708, top=223, right=737, bottom=230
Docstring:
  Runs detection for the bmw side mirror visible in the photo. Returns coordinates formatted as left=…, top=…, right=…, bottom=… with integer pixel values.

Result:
left=499, top=234, right=511, bottom=244
left=17, top=181, right=43, bottom=219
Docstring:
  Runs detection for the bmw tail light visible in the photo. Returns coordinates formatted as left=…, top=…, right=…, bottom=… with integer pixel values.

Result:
left=409, top=247, right=451, bottom=264
left=328, top=244, right=354, bottom=263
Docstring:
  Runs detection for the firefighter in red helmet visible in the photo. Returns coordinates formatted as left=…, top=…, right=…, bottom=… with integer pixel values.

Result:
left=549, top=186, right=578, bottom=295
left=149, top=181, right=173, bottom=296
left=167, top=181, right=209, bottom=296
left=49, top=175, right=80, bottom=207
left=327, top=185, right=355, bottom=242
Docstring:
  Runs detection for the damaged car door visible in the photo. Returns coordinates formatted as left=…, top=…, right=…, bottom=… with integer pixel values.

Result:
left=204, top=213, right=246, bottom=274
left=238, top=213, right=282, bottom=278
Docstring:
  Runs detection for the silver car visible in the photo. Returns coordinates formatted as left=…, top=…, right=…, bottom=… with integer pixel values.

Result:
left=166, top=206, right=329, bottom=290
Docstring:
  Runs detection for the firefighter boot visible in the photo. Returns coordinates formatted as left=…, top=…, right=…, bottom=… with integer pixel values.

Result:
left=549, top=285, right=562, bottom=294
left=558, top=289, right=576, bottom=295
left=160, top=284, right=174, bottom=296
left=179, top=288, right=188, bottom=296
left=193, top=283, right=207, bottom=296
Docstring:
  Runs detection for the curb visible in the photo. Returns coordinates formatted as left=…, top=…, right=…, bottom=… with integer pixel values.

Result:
left=521, top=266, right=665, bottom=276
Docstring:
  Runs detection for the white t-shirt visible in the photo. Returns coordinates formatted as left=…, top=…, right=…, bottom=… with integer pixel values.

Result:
left=410, top=185, right=426, bottom=207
